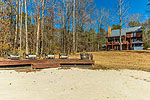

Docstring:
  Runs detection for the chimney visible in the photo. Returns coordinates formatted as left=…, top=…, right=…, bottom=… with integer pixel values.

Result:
left=108, top=26, right=111, bottom=37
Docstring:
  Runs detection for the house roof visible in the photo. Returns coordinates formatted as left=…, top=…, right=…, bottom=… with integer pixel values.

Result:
left=111, top=26, right=142, bottom=37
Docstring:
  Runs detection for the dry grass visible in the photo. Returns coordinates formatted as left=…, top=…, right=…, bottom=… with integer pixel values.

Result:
left=69, top=50, right=150, bottom=72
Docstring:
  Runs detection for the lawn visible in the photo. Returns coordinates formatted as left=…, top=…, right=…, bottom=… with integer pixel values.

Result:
left=69, top=50, right=150, bottom=71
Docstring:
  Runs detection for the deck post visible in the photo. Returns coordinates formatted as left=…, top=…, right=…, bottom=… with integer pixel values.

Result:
left=130, top=38, right=132, bottom=49
left=112, top=42, right=114, bottom=50
left=127, top=42, right=129, bottom=50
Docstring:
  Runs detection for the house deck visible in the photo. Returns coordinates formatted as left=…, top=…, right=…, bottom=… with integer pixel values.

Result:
left=0, top=59, right=95, bottom=69
left=106, top=26, right=144, bottom=50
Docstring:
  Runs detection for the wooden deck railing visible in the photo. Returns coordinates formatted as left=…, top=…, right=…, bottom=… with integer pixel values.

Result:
left=106, top=41, right=129, bottom=45
left=106, top=42, right=119, bottom=45
left=126, top=34, right=142, bottom=38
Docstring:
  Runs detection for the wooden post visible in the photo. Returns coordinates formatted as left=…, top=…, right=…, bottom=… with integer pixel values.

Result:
left=112, top=42, right=114, bottom=50
left=127, top=42, right=128, bottom=50
left=130, top=38, right=132, bottom=48
left=131, top=40, right=132, bottom=49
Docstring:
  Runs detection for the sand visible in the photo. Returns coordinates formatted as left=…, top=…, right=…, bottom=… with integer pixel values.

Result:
left=0, top=68, right=150, bottom=100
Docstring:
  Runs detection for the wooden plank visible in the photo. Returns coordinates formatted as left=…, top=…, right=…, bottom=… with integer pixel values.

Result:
left=0, top=60, right=48, bottom=66
left=0, top=59, right=95, bottom=66
left=54, top=60, right=95, bottom=65
left=32, top=63, right=60, bottom=69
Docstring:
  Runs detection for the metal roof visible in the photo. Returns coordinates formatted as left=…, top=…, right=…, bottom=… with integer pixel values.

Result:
left=111, top=26, right=142, bottom=37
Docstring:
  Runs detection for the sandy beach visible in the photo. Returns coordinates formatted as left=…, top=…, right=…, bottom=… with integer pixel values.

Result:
left=0, top=68, right=150, bottom=100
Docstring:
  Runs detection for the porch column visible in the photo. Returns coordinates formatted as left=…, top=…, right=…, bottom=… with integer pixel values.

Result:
left=130, top=38, right=132, bottom=49
left=112, top=42, right=114, bottom=50
left=127, top=42, right=129, bottom=50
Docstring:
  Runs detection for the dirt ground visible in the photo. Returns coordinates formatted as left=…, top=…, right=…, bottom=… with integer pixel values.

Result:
left=1, top=68, right=150, bottom=100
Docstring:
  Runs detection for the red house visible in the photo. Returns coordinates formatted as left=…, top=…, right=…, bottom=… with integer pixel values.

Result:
left=106, top=26, right=144, bottom=50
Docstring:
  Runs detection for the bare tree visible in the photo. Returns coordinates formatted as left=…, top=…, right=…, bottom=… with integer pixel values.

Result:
left=41, top=0, right=46, bottom=54
left=36, top=2, right=40, bottom=55
left=114, top=0, right=129, bottom=50
left=97, top=8, right=109, bottom=34
left=0, top=0, right=2, bottom=11
left=57, top=0, right=73, bottom=53
left=14, top=0, right=18, bottom=51
left=119, top=0, right=123, bottom=50
left=73, top=0, right=76, bottom=54
left=45, top=0, right=56, bottom=53
left=0, top=0, right=109, bottom=55
left=25, top=0, right=28, bottom=54
left=19, top=0, right=23, bottom=53
left=127, top=13, right=144, bottom=27
left=19, top=0, right=21, bottom=52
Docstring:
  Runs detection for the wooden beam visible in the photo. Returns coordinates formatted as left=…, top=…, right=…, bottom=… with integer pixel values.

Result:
left=32, top=63, right=60, bottom=69
left=127, top=42, right=129, bottom=50
left=0, top=59, right=95, bottom=66
left=112, top=42, right=114, bottom=50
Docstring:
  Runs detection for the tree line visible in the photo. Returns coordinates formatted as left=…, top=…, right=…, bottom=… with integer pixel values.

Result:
left=0, top=0, right=150, bottom=56
left=0, top=0, right=110, bottom=56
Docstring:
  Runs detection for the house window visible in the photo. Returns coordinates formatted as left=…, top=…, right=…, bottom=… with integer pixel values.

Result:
left=134, top=33, right=136, bottom=37
left=132, top=33, right=134, bottom=37
left=134, top=39, right=136, bottom=42
left=132, top=39, right=134, bottom=42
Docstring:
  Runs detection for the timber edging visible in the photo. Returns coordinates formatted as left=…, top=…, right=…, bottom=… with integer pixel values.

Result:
left=0, top=59, right=95, bottom=68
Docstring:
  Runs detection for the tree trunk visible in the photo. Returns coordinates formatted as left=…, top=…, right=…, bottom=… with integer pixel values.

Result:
left=67, top=2, right=71, bottom=53
left=36, top=16, right=40, bottom=55
left=25, top=0, right=28, bottom=54
left=14, top=0, right=18, bottom=51
left=68, top=17, right=71, bottom=53
left=36, top=2, right=40, bottom=55
left=92, top=32, right=94, bottom=51
left=51, top=0, right=54, bottom=53
left=73, top=0, right=76, bottom=54
left=119, top=0, right=122, bottom=51
left=19, top=0, right=21, bottom=52
left=62, top=0, right=65, bottom=53
left=19, top=0, right=23, bottom=53
left=41, top=0, right=45, bottom=54
left=76, top=0, right=79, bottom=53
left=0, top=0, right=2, bottom=11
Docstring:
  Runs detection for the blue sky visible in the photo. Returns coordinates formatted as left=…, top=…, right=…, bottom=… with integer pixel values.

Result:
left=95, top=0, right=148, bottom=21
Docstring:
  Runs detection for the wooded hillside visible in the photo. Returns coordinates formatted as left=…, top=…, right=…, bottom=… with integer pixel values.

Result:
left=0, top=0, right=150, bottom=56
left=0, top=0, right=108, bottom=56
